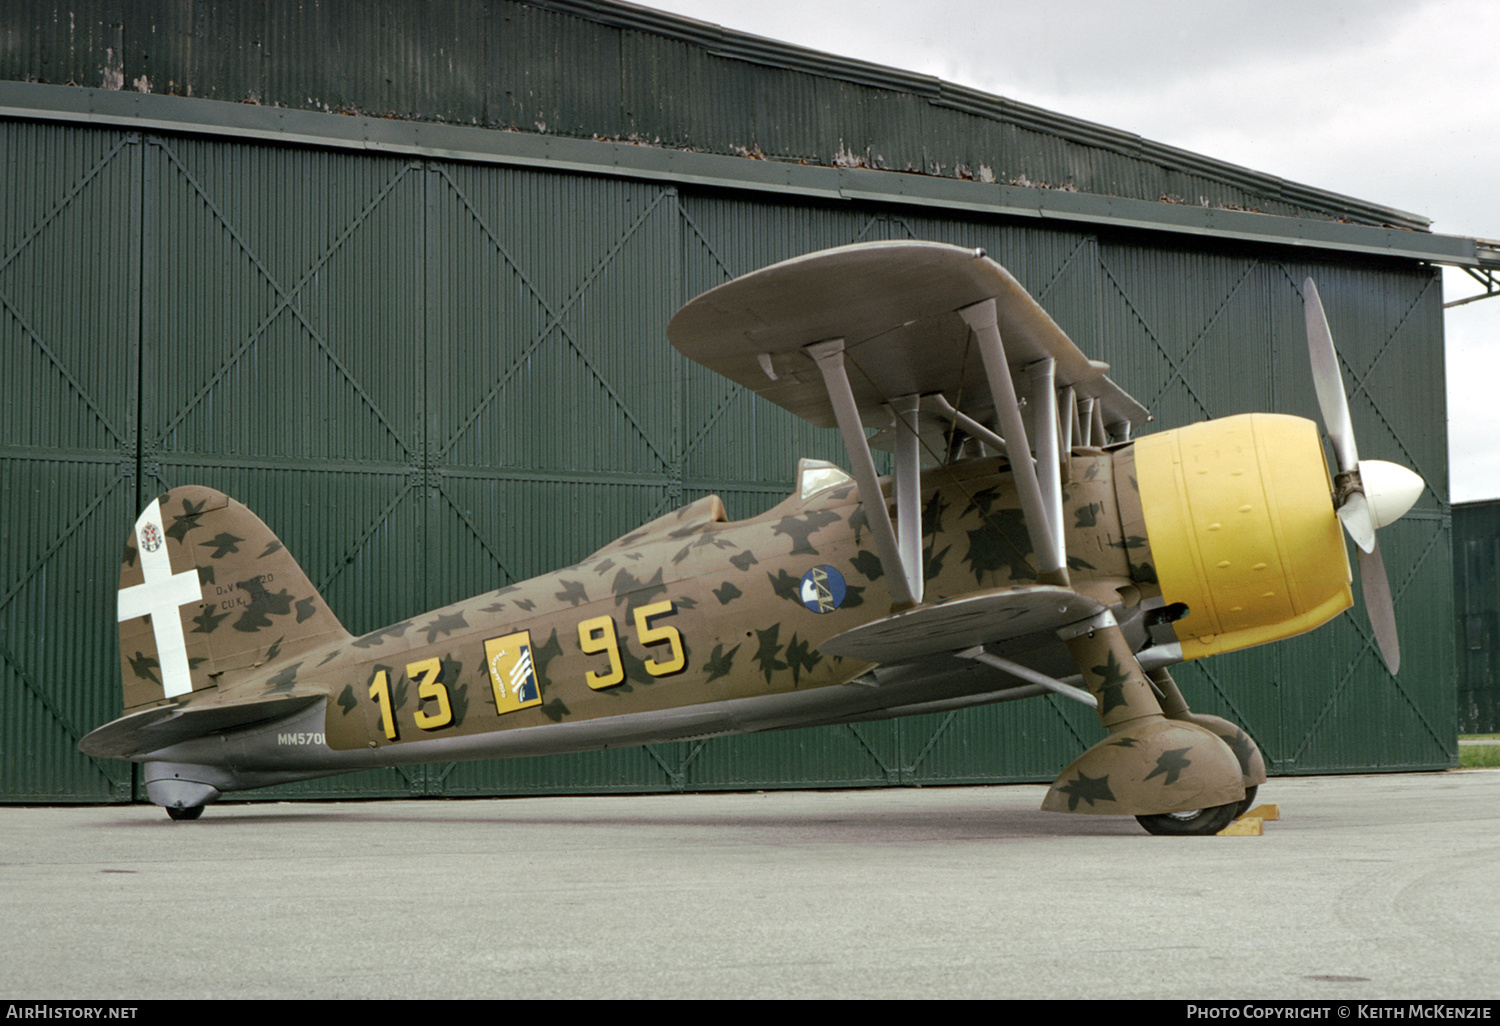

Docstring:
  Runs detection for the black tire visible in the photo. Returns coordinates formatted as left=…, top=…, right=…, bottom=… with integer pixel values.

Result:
left=1135, top=801, right=1240, bottom=836
left=1234, top=784, right=1259, bottom=820
left=165, top=805, right=204, bottom=821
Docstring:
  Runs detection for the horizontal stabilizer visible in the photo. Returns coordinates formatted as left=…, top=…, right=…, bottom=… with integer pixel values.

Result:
left=817, top=585, right=1103, bottom=664
left=78, top=690, right=324, bottom=760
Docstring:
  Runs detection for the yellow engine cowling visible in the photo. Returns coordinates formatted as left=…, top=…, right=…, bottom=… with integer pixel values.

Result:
left=1133, top=413, right=1352, bottom=660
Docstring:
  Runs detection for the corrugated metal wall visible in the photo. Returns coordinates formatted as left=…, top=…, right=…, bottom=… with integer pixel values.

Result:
left=0, top=115, right=1454, bottom=802
left=1453, top=502, right=1500, bottom=733
left=1, top=122, right=139, bottom=801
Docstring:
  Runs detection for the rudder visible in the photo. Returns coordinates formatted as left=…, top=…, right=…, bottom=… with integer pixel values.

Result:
left=117, top=486, right=350, bottom=711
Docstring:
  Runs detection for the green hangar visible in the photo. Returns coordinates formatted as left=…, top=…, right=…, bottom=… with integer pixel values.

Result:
left=0, top=0, right=1486, bottom=803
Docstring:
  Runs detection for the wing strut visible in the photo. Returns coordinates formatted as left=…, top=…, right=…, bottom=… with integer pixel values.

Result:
left=889, top=393, right=925, bottom=607
left=955, top=646, right=1097, bottom=708
left=1077, top=397, right=1096, bottom=446
left=1060, top=384, right=1078, bottom=456
left=805, top=338, right=922, bottom=609
left=959, top=300, right=1069, bottom=587
left=1027, top=358, right=1065, bottom=571
left=926, top=394, right=1006, bottom=453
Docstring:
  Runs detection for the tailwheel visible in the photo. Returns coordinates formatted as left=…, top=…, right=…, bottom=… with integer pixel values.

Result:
left=1135, top=801, right=1240, bottom=836
left=165, top=805, right=204, bottom=821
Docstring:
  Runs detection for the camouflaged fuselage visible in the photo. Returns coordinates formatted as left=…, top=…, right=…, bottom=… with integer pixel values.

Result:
left=121, top=448, right=1160, bottom=779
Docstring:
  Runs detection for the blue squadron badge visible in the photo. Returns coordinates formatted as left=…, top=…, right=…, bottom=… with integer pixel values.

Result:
left=799, top=565, right=846, bottom=613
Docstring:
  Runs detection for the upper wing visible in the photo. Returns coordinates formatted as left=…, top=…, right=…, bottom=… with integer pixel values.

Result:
left=669, top=240, right=1145, bottom=609
left=667, top=240, right=1148, bottom=444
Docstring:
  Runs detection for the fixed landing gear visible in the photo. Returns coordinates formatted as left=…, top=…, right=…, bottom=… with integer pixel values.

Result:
left=1134, top=785, right=1261, bottom=836
left=1043, top=612, right=1247, bottom=826
left=1136, top=801, right=1241, bottom=836
left=144, top=762, right=221, bottom=819
left=1041, top=613, right=1270, bottom=836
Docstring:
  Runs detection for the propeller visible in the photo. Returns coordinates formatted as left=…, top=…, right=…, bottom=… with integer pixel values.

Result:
left=1302, top=278, right=1424, bottom=674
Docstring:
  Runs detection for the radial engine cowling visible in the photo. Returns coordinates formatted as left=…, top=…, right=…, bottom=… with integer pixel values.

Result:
left=1132, top=413, right=1353, bottom=660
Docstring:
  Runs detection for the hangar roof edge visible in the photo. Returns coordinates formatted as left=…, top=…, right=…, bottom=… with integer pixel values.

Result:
left=0, top=0, right=1448, bottom=237
left=0, top=79, right=1483, bottom=269
left=541, top=0, right=1432, bottom=232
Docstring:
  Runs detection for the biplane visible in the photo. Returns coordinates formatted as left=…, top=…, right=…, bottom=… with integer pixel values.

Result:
left=81, top=241, right=1424, bottom=833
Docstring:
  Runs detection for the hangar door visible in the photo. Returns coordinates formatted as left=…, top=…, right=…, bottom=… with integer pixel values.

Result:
left=0, top=119, right=1453, bottom=802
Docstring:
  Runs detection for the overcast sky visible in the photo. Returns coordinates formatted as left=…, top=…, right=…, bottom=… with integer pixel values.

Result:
left=638, top=0, right=1500, bottom=502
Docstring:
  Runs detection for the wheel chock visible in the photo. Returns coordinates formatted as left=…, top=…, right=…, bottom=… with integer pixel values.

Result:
left=1218, top=817, right=1263, bottom=836
left=1245, top=803, right=1280, bottom=821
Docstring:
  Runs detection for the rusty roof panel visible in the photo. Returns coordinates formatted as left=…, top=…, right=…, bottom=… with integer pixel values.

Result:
left=0, top=0, right=1430, bottom=232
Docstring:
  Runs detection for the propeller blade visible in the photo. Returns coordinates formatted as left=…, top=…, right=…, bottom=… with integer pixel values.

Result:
left=1337, top=491, right=1377, bottom=554
left=1356, top=542, right=1400, bottom=675
left=1303, top=279, right=1417, bottom=676
left=1303, top=278, right=1360, bottom=474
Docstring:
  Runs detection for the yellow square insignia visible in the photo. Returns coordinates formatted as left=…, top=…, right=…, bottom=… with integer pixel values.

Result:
left=484, top=631, right=542, bottom=715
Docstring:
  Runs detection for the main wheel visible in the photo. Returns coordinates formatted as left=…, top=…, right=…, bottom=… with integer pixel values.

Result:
left=1135, top=801, right=1240, bottom=836
left=165, top=805, right=204, bottom=821
left=1234, top=784, right=1259, bottom=819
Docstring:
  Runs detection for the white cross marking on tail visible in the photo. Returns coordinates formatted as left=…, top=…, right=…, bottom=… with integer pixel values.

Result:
left=117, top=498, right=203, bottom=698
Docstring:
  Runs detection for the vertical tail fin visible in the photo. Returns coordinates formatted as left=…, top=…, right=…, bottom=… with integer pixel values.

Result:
left=117, top=486, right=350, bottom=710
